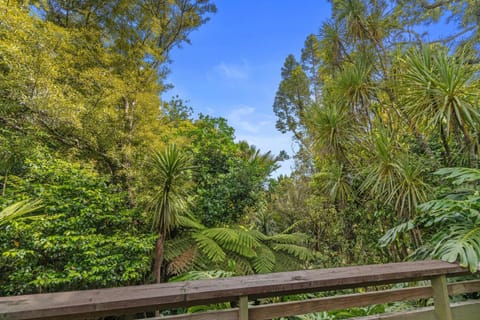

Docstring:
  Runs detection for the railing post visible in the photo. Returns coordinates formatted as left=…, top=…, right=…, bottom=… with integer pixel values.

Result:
left=239, top=295, right=249, bottom=320
left=431, top=275, right=453, bottom=320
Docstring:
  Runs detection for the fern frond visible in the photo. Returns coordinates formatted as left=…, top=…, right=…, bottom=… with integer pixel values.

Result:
left=247, top=229, right=267, bottom=241
left=272, top=251, right=304, bottom=272
left=177, top=215, right=205, bottom=230
left=272, top=243, right=314, bottom=261
left=230, top=255, right=254, bottom=275
left=170, top=269, right=233, bottom=282
left=202, top=228, right=259, bottom=258
left=167, top=247, right=197, bottom=276
left=192, top=232, right=226, bottom=262
left=267, top=232, right=309, bottom=244
left=164, top=236, right=194, bottom=261
left=252, top=245, right=276, bottom=274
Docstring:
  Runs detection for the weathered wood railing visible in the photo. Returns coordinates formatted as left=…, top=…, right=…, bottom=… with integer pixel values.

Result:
left=0, top=260, right=479, bottom=320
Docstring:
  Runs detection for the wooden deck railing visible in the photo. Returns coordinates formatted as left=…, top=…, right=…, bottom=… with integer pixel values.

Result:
left=0, top=260, right=479, bottom=320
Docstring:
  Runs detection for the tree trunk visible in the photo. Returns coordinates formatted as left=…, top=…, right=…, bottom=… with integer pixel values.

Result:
left=154, top=234, right=165, bottom=284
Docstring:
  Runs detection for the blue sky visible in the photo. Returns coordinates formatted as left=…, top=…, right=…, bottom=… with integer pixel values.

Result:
left=163, top=1, right=331, bottom=176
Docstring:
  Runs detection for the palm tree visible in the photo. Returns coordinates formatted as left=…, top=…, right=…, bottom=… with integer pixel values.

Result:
left=360, top=125, right=430, bottom=220
left=380, top=167, right=480, bottom=272
left=399, top=45, right=480, bottom=164
left=147, top=144, right=192, bottom=283
left=309, top=103, right=356, bottom=163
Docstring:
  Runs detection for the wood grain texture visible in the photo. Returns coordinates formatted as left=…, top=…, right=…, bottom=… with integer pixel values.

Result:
left=431, top=276, right=453, bottom=320
left=448, top=279, right=480, bottom=295
left=0, top=260, right=470, bottom=320
left=150, top=309, right=238, bottom=320
left=349, top=300, right=480, bottom=320
left=248, top=286, right=433, bottom=320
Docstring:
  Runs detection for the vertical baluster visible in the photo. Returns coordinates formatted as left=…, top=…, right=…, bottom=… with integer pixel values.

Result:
left=239, top=296, right=249, bottom=320
left=431, top=275, right=453, bottom=320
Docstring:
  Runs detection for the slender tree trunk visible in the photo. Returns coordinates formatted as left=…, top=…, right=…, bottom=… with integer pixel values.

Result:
left=154, top=234, right=165, bottom=284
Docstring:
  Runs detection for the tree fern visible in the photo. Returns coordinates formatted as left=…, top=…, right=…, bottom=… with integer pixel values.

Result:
left=267, top=232, right=310, bottom=244
left=177, top=214, right=205, bottom=230
left=273, top=243, right=314, bottom=261
left=252, top=245, right=276, bottom=274
left=202, top=228, right=259, bottom=258
left=170, top=270, right=233, bottom=282
left=192, top=232, right=226, bottom=263
left=164, top=236, right=195, bottom=262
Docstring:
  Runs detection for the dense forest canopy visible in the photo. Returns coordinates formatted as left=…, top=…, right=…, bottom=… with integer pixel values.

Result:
left=272, top=0, right=480, bottom=270
left=0, top=1, right=479, bottom=312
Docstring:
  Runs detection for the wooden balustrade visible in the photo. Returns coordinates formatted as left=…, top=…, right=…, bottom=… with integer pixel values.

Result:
left=0, top=260, right=478, bottom=320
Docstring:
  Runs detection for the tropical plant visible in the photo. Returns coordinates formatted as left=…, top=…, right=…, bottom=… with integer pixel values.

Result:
left=0, top=199, right=43, bottom=226
left=0, top=156, right=154, bottom=295
left=380, top=167, right=480, bottom=272
left=164, top=216, right=315, bottom=277
left=147, top=144, right=193, bottom=283
left=398, top=45, right=480, bottom=164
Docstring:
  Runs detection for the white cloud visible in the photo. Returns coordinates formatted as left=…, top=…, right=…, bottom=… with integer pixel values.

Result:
left=227, top=106, right=272, bottom=134
left=213, top=60, right=250, bottom=80
left=224, top=105, right=295, bottom=177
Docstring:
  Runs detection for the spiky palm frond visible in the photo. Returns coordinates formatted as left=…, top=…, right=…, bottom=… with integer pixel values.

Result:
left=0, top=199, right=43, bottom=225
left=148, top=144, right=193, bottom=235
left=393, top=157, right=431, bottom=219
left=310, top=103, right=355, bottom=162
left=360, top=126, right=400, bottom=202
left=334, top=0, right=368, bottom=42
left=399, top=45, right=480, bottom=142
left=314, top=161, right=353, bottom=207
left=319, top=19, right=344, bottom=72
left=361, top=125, right=430, bottom=219
left=336, top=58, right=375, bottom=110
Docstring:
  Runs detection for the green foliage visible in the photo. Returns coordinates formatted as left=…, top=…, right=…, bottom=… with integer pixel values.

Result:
left=0, top=155, right=154, bottom=295
left=171, top=115, right=279, bottom=227
left=147, top=144, right=193, bottom=235
left=271, top=0, right=480, bottom=268
left=381, top=167, right=480, bottom=272
left=0, top=0, right=310, bottom=301
left=0, top=199, right=43, bottom=226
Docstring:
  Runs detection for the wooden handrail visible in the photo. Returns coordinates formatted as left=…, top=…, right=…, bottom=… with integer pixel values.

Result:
left=0, top=260, right=474, bottom=320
